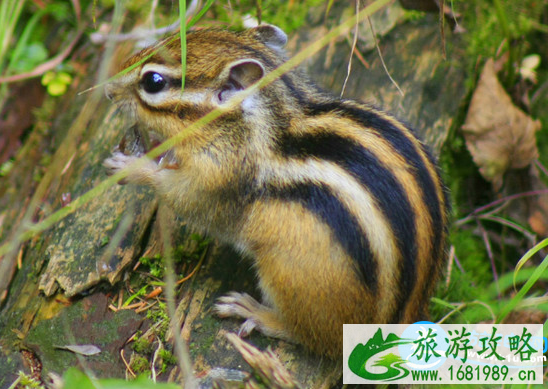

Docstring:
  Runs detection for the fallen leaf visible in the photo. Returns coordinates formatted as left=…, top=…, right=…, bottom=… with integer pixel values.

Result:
left=462, top=58, right=541, bottom=190
left=54, top=344, right=101, bottom=356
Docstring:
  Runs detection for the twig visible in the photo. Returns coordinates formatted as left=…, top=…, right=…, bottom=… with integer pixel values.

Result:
left=351, top=43, right=369, bottom=69
left=151, top=337, right=163, bottom=382
left=90, top=0, right=200, bottom=44
left=135, top=300, right=158, bottom=314
left=535, top=159, right=548, bottom=178
left=124, top=301, right=147, bottom=310
left=367, top=15, right=404, bottom=96
left=476, top=219, right=499, bottom=297
left=444, top=246, right=467, bottom=290
left=176, top=244, right=208, bottom=285
left=145, top=286, right=163, bottom=299
left=90, top=20, right=180, bottom=44
left=118, top=288, right=124, bottom=309
left=455, top=189, right=548, bottom=227
left=448, top=0, right=461, bottom=31
left=436, top=302, right=465, bottom=324
left=479, top=215, right=536, bottom=245
left=437, top=300, right=495, bottom=324
left=340, top=0, right=359, bottom=98
left=121, top=349, right=137, bottom=378
left=70, top=0, right=81, bottom=23
left=0, top=30, right=83, bottom=84
left=147, top=0, right=160, bottom=29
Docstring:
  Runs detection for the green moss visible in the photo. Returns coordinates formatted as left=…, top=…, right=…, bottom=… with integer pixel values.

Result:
left=137, top=234, right=209, bottom=281
left=132, top=332, right=153, bottom=355
left=22, top=297, right=139, bottom=376
left=139, top=254, right=165, bottom=278
left=130, top=307, right=177, bottom=373
left=100, top=235, right=109, bottom=247
left=460, top=0, right=544, bottom=88
left=130, top=355, right=150, bottom=375
left=452, top=228, right=491, bottom=284
left=210, top=0, right=325, bottom=33
left=191, top=314, right=220, bottom=355
left=441, top=135, right=492, bottom=218
left=12, top=371, right=45, bottom=389
left=158, top=349, right=177, bottom=373
left=146, top=302, right=170, bottom=340
left=401, top=9, right=427, bottom=22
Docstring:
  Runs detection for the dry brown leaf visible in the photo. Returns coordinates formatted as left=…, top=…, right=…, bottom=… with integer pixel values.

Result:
left=462, top=58, right=541, bottom=190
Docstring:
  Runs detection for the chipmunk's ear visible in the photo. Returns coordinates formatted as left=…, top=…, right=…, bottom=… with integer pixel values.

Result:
left=249, top=24, right=287, bottom=52
left=218, top=59, right=265, bottom=102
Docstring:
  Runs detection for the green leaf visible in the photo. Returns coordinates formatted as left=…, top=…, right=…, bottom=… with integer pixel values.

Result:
left=62, top=368, right=96, bottom=389
left=513, top=238, right=548, bottom=288
left=57, top=71, right=73, bottom=84
left=49, top=2, right=70, bottom=21
left=47, top=81, right=68, bottom=96
left=11, top=42, right=48, bottom=72
left=41, top=71, right=55, bottom=86
left=187, top=0, right=215, bottom=28
left=42, top=71, right=73, bottom=96
left=63, top=368, right=181, bottom=388
left=496, top=253, right=548, bottom=323
left=0, top=159, right=13, bottom=177
left=325, top=0, right=336, bottom=18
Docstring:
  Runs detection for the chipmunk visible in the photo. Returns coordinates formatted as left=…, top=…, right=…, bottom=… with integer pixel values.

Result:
left=103, top=24, right=449, bottom=358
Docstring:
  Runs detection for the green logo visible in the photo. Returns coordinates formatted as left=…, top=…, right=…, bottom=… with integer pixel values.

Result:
left=348, top=328, right=414, bottom=381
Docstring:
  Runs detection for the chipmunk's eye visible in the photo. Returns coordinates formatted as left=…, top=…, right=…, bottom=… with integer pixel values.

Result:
left=141, top=72, right=166, bottom=94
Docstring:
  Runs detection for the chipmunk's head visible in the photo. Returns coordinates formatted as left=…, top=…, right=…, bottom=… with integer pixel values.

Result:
left=105, top=25, right=289, bottom=147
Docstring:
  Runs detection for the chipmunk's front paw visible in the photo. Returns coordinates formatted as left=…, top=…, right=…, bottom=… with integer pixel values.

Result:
left=103, top=151, right=135, bottom=174
left=103, top=151, right=158, bottom=185
left=103, top=151, right=138, bottom=184
left=215, top=292, right=292, bottom=341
